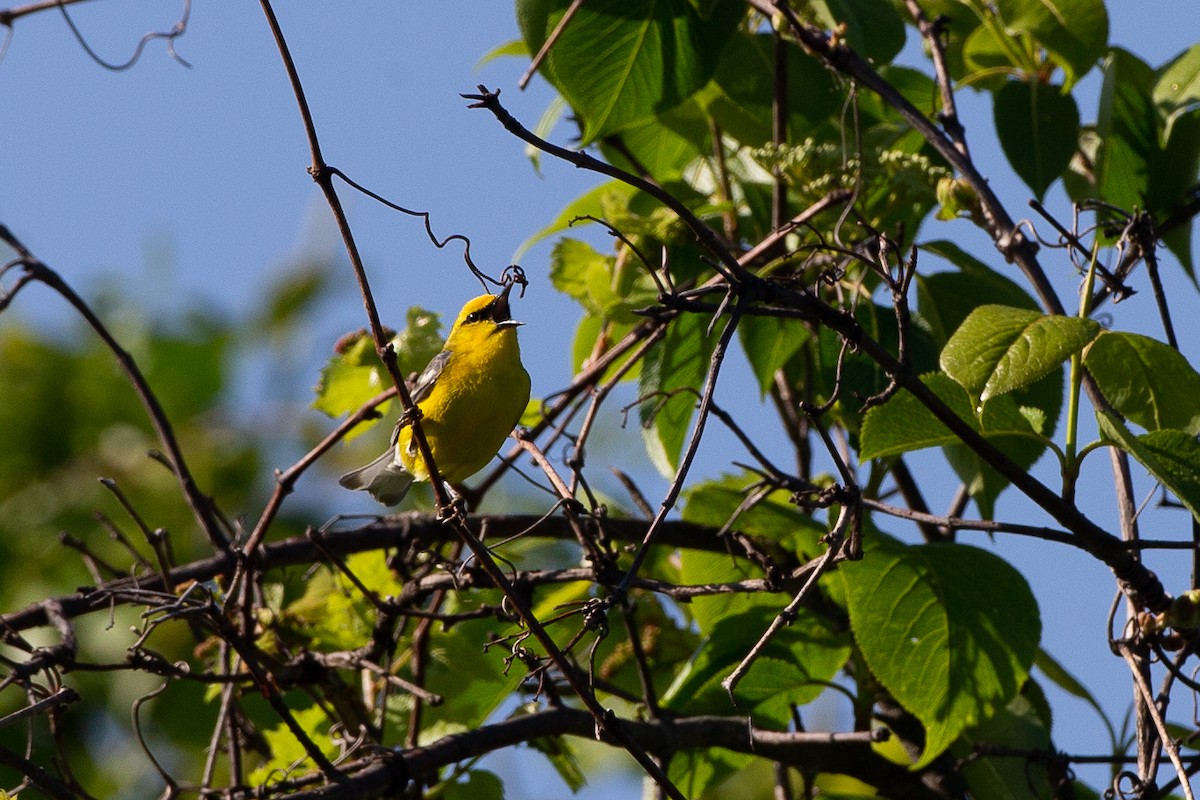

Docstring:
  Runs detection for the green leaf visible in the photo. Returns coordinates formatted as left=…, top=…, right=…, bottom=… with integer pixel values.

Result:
left=704, top=32, right=839, bottom=146
left=638, top=311, right=714, bottom=477
left=1084, top=331, right=1200, bottom=434
left=660, top=607, right=850, bottom=720
left=1002, top=0, right=1108, bottom=90
left=249, top=706, right=338, bottom=786
left=311, top=332, right=391, bottom=424
left=993, top=79, right=1080, bottom=200
left=515, top=181, right=638, bottom=261
left=840, top=537, right=1040, bottom=768
left=441, top=769, right=506, bottom=800
left=953, top=693, right=1053, bottom=800
left=668, top=748, right=751, bottom=799
left=859, top=372, right=1051, bottom=461
left=1153, top=44, right=1200, bottom=138
left=420, top=607, right=520, bottom=731
left=681, top=477, right=826, bottom=632
left=1091, top=49, right=1157, bottom=210
left=516, top=0, right=744, bottom=143
left=312, top=308, right=443, bottom=439
left=597, top=97, right=710, bottom=182
left=475, top=39, right=529, bottom=69
left=549, top=238, right=658, bottom=323
left=1152, top=108, right=1200, bottom=278
left=1098, top=413, right=1200, bottom=522
left=917, top=240, right=1038, bottom=347
left=945, top=369, right=1064, bottom=519
left=807, top=0, right=906, bottom=64
left=738, top=313, right=810, bottom=397
left=940, top=305, right=1099, bottom=401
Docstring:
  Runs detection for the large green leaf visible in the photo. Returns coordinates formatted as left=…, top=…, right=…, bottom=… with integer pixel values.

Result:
left=841, top=537, right=1040, bottom=769
left=1084, top=331, right=1200, bottom=434
left=993, top=79, right=1080, bottom=199
left=1153, top=43, right=1200, bottom=139
left=1091, top=49, right=1157, bottom=210
left=639, top=311, right=715, bottom=477
left=859, top=372, right=1051, bottom=461
left=1098, top=413, right=1200, bottom=522
left=517, top=0, right=744, bottom=143
left=1002, top=0, right=1108, bottom=90
left=940, top=305, right=1099, bottom=401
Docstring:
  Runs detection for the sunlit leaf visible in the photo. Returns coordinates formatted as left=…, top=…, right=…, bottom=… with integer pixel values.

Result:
left=841, top=536, right=1040, bottom=768
left=517, top=0, right=744, bottom=143
left=940, top=305, right=1099, bottom=401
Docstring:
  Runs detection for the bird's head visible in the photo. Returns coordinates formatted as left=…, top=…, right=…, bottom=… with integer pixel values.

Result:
left=449, top=283, right=523, bottom=342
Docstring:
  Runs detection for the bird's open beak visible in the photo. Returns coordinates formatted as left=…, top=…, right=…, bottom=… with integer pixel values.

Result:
left=492, top=282, right=523, bottom=328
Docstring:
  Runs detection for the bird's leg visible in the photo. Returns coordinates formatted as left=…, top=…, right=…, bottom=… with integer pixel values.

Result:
left=436, top=482, right=468, bottom=523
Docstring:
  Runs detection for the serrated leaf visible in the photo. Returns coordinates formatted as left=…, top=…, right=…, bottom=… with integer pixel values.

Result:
left=639, top=312, right=713, bottom=478
left=993, top=79, right=1080, bottom=200
left=1084, top=331, right=1200, bottom=434
left=312, top=333, right=391, bottom=433
left=1098, top=413, right=1200, bottom=523
left=516, top=0, right=743, bottom=143
left=859, top=372, right=1051, bottom=462
left=550, top=238, right=658, bottom=324
left=841, top=537, right=1040, bottom=769
left=313, top=308, right=443, bottom=438
left=940, top=305, right=1099, bottom=401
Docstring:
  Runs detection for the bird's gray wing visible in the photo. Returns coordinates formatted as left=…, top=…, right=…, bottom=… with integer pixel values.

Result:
left=410, top=349, right=451, bottom=405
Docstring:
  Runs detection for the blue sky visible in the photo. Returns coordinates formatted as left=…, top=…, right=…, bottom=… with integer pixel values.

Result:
left=4, top=2, right=1200, bottom=796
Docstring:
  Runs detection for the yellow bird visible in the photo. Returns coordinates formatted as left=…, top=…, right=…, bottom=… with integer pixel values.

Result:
left=339, top=285, right=531, bottom=505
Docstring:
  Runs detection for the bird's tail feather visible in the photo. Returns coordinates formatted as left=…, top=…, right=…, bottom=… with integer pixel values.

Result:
left=339, top=450, right=415, bottom=506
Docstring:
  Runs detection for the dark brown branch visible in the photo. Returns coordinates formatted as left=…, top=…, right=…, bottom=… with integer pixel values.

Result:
left=235, top=707, right=944, bottom=800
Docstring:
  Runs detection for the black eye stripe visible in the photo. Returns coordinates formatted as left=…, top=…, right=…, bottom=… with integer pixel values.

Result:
left=466, top=303, right=495, bottom=324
